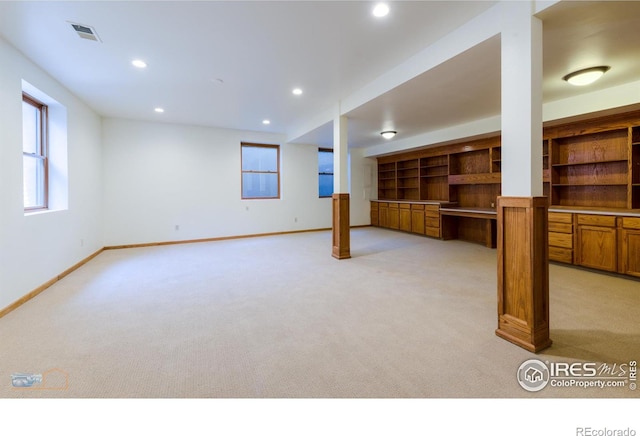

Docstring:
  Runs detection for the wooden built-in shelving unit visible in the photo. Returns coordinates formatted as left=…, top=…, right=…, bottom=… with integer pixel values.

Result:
left=632, top=126, right=640, bottom=209
left=420, top=155, right=449, bottom=201
left=377, top=136, right=501, bottom=207
left=372, top=109, right=640, bottom=279
left=550, top=129, right=630, bottom=209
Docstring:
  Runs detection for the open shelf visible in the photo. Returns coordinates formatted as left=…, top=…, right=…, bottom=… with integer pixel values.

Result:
left=449, top=149, right=490, bottom=175
left=549, top=128, right=633, bottom=208
left=553, top=183, right=628, bottom=187
left=551, top=159, right=628, bottom=167
left=552, top=185, right=628, bottom=209
left=491, top=146, right=501, bottom=173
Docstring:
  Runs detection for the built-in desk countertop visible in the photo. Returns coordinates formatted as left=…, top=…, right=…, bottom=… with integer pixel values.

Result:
left=439, top=207, right=497, bottom=248
left=439, top=207, right=497, bottom=220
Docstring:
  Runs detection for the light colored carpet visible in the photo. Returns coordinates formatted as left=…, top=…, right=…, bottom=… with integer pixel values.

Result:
left=1, top=227, right=638, bottom=398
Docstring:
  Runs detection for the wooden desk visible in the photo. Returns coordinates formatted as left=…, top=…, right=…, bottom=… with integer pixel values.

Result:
left=440, top=207, right=497, bottom=248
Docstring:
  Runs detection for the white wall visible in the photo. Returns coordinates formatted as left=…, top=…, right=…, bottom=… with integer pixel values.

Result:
left=363, top=83, right=640, bottom=162
left=348, top=148, right=376, bottom=225
left=102, top=118, right=338, bottom=246
left=0, top=37, right=103, bottom=311
left=0, top=32, right=371, bottom=311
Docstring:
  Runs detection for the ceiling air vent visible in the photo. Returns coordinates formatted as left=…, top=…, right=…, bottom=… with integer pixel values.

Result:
left=69, top=22, right=101, bottom=42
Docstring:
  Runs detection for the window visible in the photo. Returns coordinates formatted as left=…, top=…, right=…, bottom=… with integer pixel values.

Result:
left=318, top=148, right=334, bottom=198
left=22, top=93, right=48, bottom=210
left=241, top=143, right=280, bottom=199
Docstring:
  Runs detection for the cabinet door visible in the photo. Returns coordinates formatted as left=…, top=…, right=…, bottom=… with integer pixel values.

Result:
left=399, top=206, right=412, bottom=232
left=576, top=225, right=617, bottom=272
left=370, top=203, right=379, bottom=226
left=620, top=229, right=640, bottom=278
left=379, top=203, right=389, bottom=228
left=411, top=210, right=425, bottom=234
left=388, top=204, right=400, bottom=229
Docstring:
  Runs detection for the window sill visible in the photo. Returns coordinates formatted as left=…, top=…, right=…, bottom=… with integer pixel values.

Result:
left=24, top=208, right=64, bottom=217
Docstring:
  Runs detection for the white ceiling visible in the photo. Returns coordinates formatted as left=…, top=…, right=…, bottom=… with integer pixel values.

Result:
left=1, top=1, right=639, bottom=151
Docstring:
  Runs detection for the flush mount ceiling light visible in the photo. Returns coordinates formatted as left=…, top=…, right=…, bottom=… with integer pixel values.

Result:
left=262, top=119, right=271, bottom=125
left=292, top=88, right=303, bottom=96
left=132, top=59, right=147, bottom=69
left=372, top=3, right=390, bottom=18
left=381, top=130, right=397, bottom=139
left=563, top=66, right=610, bottom=86
left=154, top=107, right=164, bottom=113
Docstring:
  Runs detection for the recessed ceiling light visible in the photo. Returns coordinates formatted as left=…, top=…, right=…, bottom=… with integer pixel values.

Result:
left=132, top=59, right=147, bottom=69
left=262, top=119, right=271, bottom=125
left=563, top=66, right=610, bottom=86
left=372, top=3, right=390, bottom=18
left=154, top=107, right=164, bottom=113
left=292, top=88, right=303, bottom=96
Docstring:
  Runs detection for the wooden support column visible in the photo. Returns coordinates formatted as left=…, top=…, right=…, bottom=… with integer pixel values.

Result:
left=496, top=196, right=551, bottom=352
left=332, top=193, right=351, bottom=259
left=332, top=109, right=350, bottom=259
left=498, top=2, right=549, bottom=351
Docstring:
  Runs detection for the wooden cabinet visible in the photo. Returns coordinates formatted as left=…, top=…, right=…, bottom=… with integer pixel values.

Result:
left=548, top=212, right=573, bottom=264
left=547, top=210, right=640, bottom=277
left=388, top=202, right=400, bottom=230
left=575, top=214, right=618, bottom=272
left=371, top=199, right=640, bottom=279
left=619, top=217, right=640, bottom=277
left=370, top=201, right=441, bottom=238
left=424, top=204, right=440, bottom=238
left=399, top=203, right=412, bottom=232
left=370, top=202, right=379, bottom=227
left=373, top=109, right=640, bottom=278
left=411, top=204, right=425, bottom=234
left=378, top=202, right=389, bottom=228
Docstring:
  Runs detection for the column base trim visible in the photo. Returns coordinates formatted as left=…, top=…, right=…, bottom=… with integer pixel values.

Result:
left=496, top=196, right=551, bottom=353
left=495, top=328, right=552, bottom=353
left=332, top=193, right=351, bottom=260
